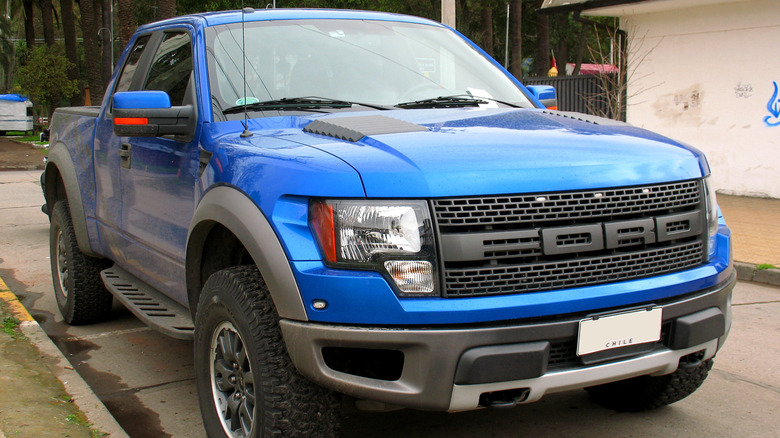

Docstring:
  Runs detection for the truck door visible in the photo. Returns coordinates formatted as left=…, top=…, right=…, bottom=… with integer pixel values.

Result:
left=97, top=29, right=199, bottom=305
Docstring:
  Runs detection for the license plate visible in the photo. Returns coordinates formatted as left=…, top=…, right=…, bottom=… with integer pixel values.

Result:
left=577, top=308, right=662, bottom=356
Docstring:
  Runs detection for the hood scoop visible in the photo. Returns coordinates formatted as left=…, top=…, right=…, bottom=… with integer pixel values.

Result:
left=541, top=109, right=628, bottom=126
left=304, top=115, right=428, bottom=142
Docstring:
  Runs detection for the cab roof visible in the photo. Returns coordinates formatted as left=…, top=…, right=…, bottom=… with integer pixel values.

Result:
left=136, top=8, right=443, bottom=32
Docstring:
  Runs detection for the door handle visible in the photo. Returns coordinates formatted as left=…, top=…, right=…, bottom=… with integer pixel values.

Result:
left=120, top=143, right=132, bottom=169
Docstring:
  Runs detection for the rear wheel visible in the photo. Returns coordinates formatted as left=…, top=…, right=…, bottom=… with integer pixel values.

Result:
left=195, top=266, right=340, bottom=437
left=586, top=357, right=713, bottom=412
left=50, top=200, right=113, bottom=324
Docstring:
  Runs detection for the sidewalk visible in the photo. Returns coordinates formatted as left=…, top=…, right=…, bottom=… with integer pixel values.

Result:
left=0, top=194, right=776, bottom=438
left=718, top=194, right=780, bottom=285
left=0, top=277, right=128, bottom=438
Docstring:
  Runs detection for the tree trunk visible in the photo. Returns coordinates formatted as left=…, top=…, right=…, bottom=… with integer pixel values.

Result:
left=509, top=0, right=522, bottom=79
left=480, top=6, right=493, bottom=58
left=39, top=0, right=55, bottom=46
left=81, top=0, right=105, bottom=105
left=571, top=23, right=588, bottom=75
left=535, top=0, right=550, bottom=76
left=102, top=0, right=113, bottom=86
left=61, top=0, right=83, bottom=106
left=118, top=0, right=137, bottom=50
left=456, top=0, right=470, bottom=38
left=23, top=0, right=35, bottom=49
left=554, top=14, right=569, bottom=76
left=156, top=0, right=176, bottom=21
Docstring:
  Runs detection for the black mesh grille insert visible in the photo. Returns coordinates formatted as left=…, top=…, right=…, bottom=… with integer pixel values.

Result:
left=433, top=180, right=700, bottom=230
left=443, top=242, right=704, bottom=297
left=434, top=180, right=706, bottom=298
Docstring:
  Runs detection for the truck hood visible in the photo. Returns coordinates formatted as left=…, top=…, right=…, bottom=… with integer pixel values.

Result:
left=248, top=108, right=708, bottom=198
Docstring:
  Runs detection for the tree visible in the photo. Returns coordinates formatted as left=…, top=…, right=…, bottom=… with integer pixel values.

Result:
left=509, top=0, right=522, bottom=78
left=23, top=0, right=35, bottom=49
left=157, top=0, right=176, bottom=20
left=16, top=45, right=80, bottom=118
left=61, top=0, right=83, bottom=105
left=80, top=0, right=105, bottom=104
left=118, top=0, right=138, bottom=49
left=39, top=0, right=55, bottom=46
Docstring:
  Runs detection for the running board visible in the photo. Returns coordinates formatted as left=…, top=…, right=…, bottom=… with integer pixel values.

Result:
left=101, top=265, right=194, bottom=340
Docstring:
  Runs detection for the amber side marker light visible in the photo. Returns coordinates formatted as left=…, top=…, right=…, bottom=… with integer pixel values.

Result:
left=114, top=117, right=148, bottom=125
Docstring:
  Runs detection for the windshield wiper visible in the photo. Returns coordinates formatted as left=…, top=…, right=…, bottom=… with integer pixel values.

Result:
left=222, top=97, right=389, bottom=115
left=395, top=95, right=488, bottom=109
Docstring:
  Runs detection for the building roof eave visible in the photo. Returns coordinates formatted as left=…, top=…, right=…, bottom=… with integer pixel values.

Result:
left=539, top=0, right=648, bottom=15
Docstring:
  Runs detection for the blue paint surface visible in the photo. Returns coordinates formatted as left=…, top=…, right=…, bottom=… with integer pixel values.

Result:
left=765, top=81, right=780, bottom=127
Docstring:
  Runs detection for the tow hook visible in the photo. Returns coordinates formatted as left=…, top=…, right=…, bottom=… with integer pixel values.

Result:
left=678, top=350, right=705, bottom=369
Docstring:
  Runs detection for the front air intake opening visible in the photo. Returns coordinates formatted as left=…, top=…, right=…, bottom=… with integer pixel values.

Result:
left=322, top=347, right=404, bottom=381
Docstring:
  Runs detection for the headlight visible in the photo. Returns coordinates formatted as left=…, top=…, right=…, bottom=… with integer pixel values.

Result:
left=703, top=176, right=718, bottom=260
left=310, top=199, right=438, bottom=295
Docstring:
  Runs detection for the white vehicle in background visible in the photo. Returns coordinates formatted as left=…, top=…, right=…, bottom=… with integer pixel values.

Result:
left=0, top=94, right=33, bottom=135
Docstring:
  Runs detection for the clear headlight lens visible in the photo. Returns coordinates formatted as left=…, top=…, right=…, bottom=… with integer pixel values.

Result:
left=703, top=176, right=719, bottom=260
left=310, top=199, right=437, bottom=295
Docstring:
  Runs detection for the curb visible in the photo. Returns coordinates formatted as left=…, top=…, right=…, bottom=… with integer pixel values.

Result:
left=734, top=262, right=780, bottom=287
left=0, top=277, right=129, bottom=438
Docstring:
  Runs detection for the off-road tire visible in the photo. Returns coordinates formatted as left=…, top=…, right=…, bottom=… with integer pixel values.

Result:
left=586, top=358, right=714, bottom=412
left=194, top=265, right=341, bottom=438
left=50, top=200, right=113, bottom=325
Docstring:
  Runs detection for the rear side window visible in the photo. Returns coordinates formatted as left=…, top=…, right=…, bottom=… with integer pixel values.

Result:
left=115, top=35, right=151, bottom=93
left=143, top=31, right=193, bottom=106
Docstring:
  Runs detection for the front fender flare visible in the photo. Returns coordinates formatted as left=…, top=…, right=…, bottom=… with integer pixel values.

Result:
left=186, top=185, right=308, bottom=321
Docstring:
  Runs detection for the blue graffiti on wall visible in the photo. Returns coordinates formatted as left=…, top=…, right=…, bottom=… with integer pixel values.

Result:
left=765, top=81, right=780, bottom=127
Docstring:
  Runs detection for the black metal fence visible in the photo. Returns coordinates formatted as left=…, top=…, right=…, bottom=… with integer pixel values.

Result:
left=523, top=74, right=625, bottom=121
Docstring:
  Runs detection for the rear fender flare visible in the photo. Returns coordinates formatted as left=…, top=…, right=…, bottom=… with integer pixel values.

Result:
left=186, top=186, right=308, bottom=321
left=45, top=142, right=99, bottom=257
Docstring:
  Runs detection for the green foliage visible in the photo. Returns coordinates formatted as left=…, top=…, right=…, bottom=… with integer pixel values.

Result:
left=756, top=264, right=778, bottom=270
left=16, top=45, right=79, bottom=116
left=2, top=315, right=21, bottom=336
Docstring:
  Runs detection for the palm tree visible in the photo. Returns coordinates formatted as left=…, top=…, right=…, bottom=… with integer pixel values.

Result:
left=118, top=0, right=136, bottom=49
left=157, top=0, right=175, bottom=20
left=61, top=0, right=83, bottom=105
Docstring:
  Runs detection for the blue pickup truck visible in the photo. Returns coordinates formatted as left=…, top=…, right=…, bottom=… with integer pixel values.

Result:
left=43, top=8, right=734, bottom=437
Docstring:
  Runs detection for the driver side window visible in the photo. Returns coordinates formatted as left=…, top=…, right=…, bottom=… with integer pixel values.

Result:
left=143, top=31, right=193, bottom=106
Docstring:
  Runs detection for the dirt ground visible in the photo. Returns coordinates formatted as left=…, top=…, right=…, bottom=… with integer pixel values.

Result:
left=0, top=137, right=46, bottom=170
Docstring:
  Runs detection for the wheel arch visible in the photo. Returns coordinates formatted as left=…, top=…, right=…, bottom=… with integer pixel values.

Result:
left=44, top=143, right=100, bottom=257
left=186, top=185, right=308, bottom=321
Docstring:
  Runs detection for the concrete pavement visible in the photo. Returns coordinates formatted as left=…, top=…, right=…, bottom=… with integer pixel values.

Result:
left=0, top=168, right=778, bottom=437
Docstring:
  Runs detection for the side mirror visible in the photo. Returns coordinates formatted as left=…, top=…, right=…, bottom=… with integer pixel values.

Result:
left=526, top=85, right=558, bottom=110
left=113, top=91, right=195, bottom=140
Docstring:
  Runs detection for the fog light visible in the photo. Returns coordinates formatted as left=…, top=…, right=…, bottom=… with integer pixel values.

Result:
left=384, top=261, right=434, bottom=293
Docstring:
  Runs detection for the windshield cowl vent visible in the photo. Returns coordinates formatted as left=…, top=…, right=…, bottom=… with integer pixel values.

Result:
left=304, top=115, right=428, bottom=142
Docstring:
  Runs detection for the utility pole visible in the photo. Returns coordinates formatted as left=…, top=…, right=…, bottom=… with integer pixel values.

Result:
left=442, top=0, right=456, bottom=27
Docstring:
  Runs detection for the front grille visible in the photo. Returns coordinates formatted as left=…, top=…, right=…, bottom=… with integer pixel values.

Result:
left=433, top=180, right=700, bottom=231
left=434, top=180, right=706, bottom=298
left=444, top=241, right=703, bottom=297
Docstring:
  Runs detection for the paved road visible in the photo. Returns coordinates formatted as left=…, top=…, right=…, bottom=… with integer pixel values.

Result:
left=1, top=170, right=778, bottom=437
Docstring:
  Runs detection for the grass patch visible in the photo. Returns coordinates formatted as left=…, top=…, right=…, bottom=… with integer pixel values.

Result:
left=65, top=412, right=108, bottom=438
left=2, top=315, right=21, bottom=336
left=756, top=263, right=778, bottom=270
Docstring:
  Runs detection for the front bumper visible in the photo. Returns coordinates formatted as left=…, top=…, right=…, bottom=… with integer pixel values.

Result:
left=280, top=271, right=735, bottom=411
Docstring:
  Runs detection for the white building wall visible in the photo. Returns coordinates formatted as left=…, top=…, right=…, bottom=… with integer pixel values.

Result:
left=617, top=0, right=780, bottom=198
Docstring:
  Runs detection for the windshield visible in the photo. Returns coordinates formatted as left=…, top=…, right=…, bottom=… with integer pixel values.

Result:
left=206, top=19, right=534, bottom=120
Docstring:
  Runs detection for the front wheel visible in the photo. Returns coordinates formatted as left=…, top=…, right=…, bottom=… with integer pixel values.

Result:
left=586, top=357, right=714, bottom=412
left=194, top=266, right=340, bottom=437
